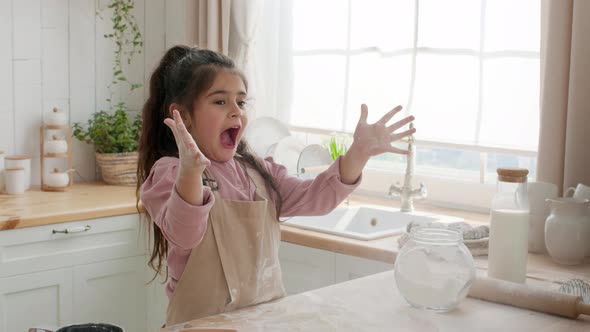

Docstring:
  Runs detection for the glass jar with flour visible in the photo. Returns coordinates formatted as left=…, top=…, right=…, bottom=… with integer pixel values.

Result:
left=394, top=227, right=475, bottom=312
left=487, top=168, right=529, bottom=283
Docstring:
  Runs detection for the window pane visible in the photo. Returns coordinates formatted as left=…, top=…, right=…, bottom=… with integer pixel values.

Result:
left=368, top=153, right=407, bottom=173
left=290, top=55, right=346, bottom=130
left=479, top=58, right=540, bottom=150
left=350, top=0, right=415, bottom=51
left=418, top=0, right=482, bottom=50
left=293, top=0, right=348, bottom=50
left=368, top=146, right=481, bottom=183
left=416, top=146, right=481, bottom=182
left=345, top=54, right=412, bottom=131
left=485, top=0, right=540, bottom=52
left=412, top=54, right=479, bottom=144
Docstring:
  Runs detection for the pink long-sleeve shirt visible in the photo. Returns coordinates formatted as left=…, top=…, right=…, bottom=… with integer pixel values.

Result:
left=140, top=156, right=360, bottom=298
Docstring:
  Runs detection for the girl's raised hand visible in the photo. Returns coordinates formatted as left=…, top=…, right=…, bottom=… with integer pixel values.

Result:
left=352, top=104, right=416, bottom=157
left=164, top=109, right=210, bottom=174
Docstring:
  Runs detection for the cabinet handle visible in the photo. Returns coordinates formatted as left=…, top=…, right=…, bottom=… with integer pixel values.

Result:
left=52, top=225, right=91, bottom=234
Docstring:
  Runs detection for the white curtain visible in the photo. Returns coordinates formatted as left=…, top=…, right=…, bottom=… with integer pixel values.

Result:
left=191, top=0, right=232, bottom=54
left=229, top=0, right=263, bottom=107
left=189, top=0, right=292, bottom=120
left=538, top=0, right=590, bottom=193
left=252, top=0, right=293, bottom=120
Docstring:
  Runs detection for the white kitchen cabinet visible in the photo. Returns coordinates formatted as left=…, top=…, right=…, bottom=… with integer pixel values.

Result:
left=335, top=253, right=393, bottom=283
left=0, top=215, right=147, bottom=332
left=145, top=269, right=168, bottom=332
left=0, top=268, right=73, bottom=332
left=279, top=242, right=335, bottom=295
left=0, top=214, right=144, bottom=278
left=73, top=256, right=146, bottom=332
left=279, top=242, right=394, bottom=295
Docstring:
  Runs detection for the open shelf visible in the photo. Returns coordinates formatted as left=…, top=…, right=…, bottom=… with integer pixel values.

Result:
left=43, top=153, right=68, bottom=158
left=44, top=125, right=70, bottom=130
left=42, top=184, right=71, bottom=192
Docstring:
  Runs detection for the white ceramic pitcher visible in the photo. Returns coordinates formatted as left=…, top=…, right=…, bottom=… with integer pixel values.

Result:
left=544, top=198, right=590, bottom=265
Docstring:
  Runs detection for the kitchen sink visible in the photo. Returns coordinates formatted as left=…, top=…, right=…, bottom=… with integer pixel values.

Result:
left=282, top=205, right=463, bottom=240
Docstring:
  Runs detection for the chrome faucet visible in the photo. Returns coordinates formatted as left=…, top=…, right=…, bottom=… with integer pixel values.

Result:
left=388, top=123, right=427, bottom=212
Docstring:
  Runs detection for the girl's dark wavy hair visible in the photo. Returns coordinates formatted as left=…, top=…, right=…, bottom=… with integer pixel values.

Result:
left=136, top=45, right=283, bottom=281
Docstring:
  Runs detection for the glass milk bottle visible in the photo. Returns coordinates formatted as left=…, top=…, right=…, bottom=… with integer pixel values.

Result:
left=487, top=168, right=529, bottom=283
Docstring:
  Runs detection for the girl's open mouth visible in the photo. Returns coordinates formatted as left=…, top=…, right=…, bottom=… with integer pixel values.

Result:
left=220, top=126, right=241, bottom=149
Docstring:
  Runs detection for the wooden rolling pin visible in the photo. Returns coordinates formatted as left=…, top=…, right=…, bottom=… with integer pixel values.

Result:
left=468, top=276, right=590, bottom=319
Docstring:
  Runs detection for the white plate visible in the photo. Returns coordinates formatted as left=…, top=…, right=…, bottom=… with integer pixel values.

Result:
left=244, top=117, right=291, bottom=157
left=269, top=136, right=306, bottom=176
left=296, top=144, right=332, bottom=179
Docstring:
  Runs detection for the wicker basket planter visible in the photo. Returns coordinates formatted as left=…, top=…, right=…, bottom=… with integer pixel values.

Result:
left=95, top=152, right=138, bottom=186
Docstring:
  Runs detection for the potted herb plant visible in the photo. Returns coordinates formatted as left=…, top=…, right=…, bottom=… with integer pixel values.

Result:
left=73, top=0, right=143, bottom=186
left=324, top=133, right=350, bottom=161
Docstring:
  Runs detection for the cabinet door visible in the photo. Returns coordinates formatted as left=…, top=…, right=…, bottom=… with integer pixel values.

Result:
left=0, top=268, right=73, bottom=332
left=279, top=242, right=335, bottom=295
left=145, top=262, right=168, bottom=332
left=335, top=253, right=393, bottom=283
left=73, top=256, right=146, bottom=332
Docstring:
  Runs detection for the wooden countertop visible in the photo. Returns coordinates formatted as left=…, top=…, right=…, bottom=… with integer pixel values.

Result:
left=0, top=182, right=141, bottom=231
left=161, top=270, right=590, bottom=332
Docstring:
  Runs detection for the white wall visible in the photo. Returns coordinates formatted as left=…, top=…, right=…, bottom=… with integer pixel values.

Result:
left=0, top=0, right=189, bottom=184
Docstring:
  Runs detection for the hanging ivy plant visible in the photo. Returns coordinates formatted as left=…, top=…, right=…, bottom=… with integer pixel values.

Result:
left=73, top=0, right=143, bottom=153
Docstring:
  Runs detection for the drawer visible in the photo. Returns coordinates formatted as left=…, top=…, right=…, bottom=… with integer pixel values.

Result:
left=0, top=214, right=146, bottom=277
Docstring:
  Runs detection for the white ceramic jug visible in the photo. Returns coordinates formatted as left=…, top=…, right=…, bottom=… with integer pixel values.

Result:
left=45, top=134, right=68, bottom=154
left=545, top=198, right=590, bottom=265
left=45, top=168, right=71, bottom=188
left=44, top=107, right=68, bottom=126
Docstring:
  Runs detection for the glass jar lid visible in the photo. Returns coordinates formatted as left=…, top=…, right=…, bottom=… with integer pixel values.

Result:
left=497, top=167, right=528, bottom=183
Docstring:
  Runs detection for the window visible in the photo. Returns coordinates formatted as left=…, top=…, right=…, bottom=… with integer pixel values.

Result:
left=259, top=0, right=541, bottom=209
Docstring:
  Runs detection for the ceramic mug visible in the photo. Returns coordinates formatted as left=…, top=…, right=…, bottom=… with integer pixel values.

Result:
left=28, top=323, right=123, bottom=332
left=565, top=183, right=590, bottom=200
left=527, top=181, right=558, bottom=253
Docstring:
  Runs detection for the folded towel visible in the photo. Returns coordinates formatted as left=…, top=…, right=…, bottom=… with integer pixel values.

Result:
left=397, top=220, right=489, bottom=256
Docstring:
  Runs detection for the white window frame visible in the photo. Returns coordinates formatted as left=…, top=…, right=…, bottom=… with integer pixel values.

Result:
left=290, top=125, right=537, bottom=212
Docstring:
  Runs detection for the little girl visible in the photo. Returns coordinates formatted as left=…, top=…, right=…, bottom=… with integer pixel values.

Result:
left=138, top=45, right=415, bottom=326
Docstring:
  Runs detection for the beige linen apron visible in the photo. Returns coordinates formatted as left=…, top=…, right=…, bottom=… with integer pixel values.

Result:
left=165, top=166, right=286, bottom=326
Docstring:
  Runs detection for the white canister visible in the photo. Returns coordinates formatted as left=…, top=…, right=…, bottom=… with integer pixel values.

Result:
left=44, top=107, right=68, bottom=126
left=45, top=135, right=68, bottom=154
left=545, top=198, right=590, bottom=265
left=45, top=168, right=70, bottom=188
left=4, top=167, right=25, bottom=194
left=5, top=155, right=31, bottom=189
left=0, top=150, right=4, bottom=191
